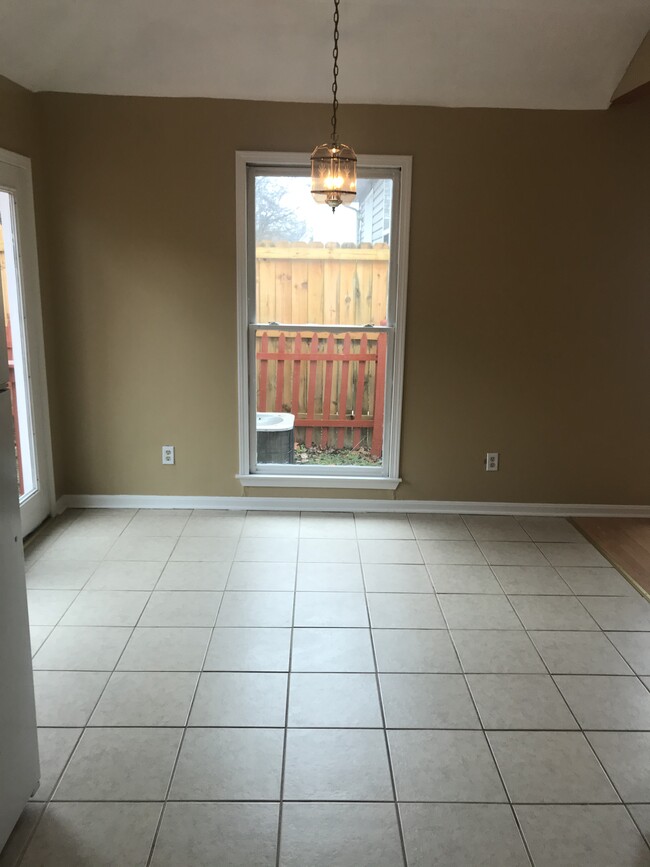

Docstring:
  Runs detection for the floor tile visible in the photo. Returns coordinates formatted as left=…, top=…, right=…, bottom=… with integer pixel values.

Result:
left=105, top=535, right=176, bottom=562
left=463, top=515, right=529, bottom=542
left=554, top=675, right=650, bottom=730
left=407, top=513, right=471, bottom=540
left=359, top=539, right=423, bottom=565
left=294, top=592, right=368, bottom=627
left=217, top=591, right=294, bottom=627
left=40, top=536, right=114, bottom=562
left=380, top=673, right=479, bottom=728
left=32, top=626, right=132, bottom=671
left=487, top=731, right=619, bottom=803
left=290, top=627, right=373, bottom=672
left=508, top=595, right=597, bottom=630
left=467, top=674, right=577, bottom=729
left=363, top=564, right=432, bottom=593
left=280, top=802, right=403, bottom=867
left=578, top=596, right=650, bottom=631
left=400, top=803, right=530, bottom=867
left=479, top=542, right=548, bottom=567
left=517, top=516, right=583, bottom=542
left=29, top=624, right=53, bottom=655
left=428, top=564, right=502, bottom=594
left=418, top=540, right=485, bottom=565
left=243, top=512, right=300, bottom=538
left=171, top=536, right=238, bottom=562
left=389, top=730, right=506, bottom=802
left=587, top=732, right=650, bottom=802
left=33, top=671, right=110, bottom=726
left=236, top=537, right=298, bottom=563
left=170, top=728, right=284, bottom=800
left=299, top=539, right=360, bottom=563
left=227, top=561, right=296, bottom=591
left=439, top=594, right=521, bottom=629
left=189, top=672, right=288, bottom=726
left=283, top=729, right=393, bottom=801
left=493, top=565, right=571, bottom=595
left=558, top=567, right=637, bottom=596
left=20, top=802, right=162, bottom=867
left=32, top=728, right=83, bottom=801
left=606, top=632, right=650, bottom=675
left=117, top=627, right=211, bottom=671
left=295, top=562, right=363, bottom=591
left=538, top=543, right=610, bottom=568
left=59, top=591, right=150, bottom=627
left=299, top=512, right=356, bottom=539
left=205, top=627, right=292, bottom=671
left=64, top=509, right=135, bottom=536
left=0, top=804, right=43, bottom=867
left=529, top=630, right=632, bottom=674
left=373, top=628, right=461, bottom=673
left=26, top=560, right=98, bottom=590
left=84, top=561, right=164, bottom=591
left=355, top=514, right=414, bottom=539
left=27, top=589, right=78, bottom=626
left=181, top=512, right=245, bottom=537
left=515, top=805, right=650, bottom=867
left=156, top=561, right=230, bottom=591
left=89, top=671, right=198, bottom=726
left=367, top=593, right=444, bottom=628
left=452, top=629, right=545, bottom=673
left=54, top=727, right=182, bottom=800
left=139, top=591, right=221, bottom=627
left=124, top=509, right=190, bottom=536
left=288, top=674, right=382, bottom=727
left=151, top=802, right=279, bottom=867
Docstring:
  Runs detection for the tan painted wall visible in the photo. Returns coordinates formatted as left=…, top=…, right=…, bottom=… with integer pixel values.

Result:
left=612, top=31, right=650, bottom=100
left=26, top=91, right=650, bottom=504
left=0, top=75, right=37, bottom=157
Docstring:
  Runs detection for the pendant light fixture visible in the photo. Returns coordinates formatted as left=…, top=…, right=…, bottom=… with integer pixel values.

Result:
left=311, top=0, right=357, bottom=212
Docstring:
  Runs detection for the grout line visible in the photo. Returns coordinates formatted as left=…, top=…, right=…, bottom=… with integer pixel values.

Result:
left=437, top=577, right=536, bottom=867
left=274, top=538, right=298, bottom=867
left=359, top=537, right=410, bottom=867
left=143, top=530, right=231, bottom=867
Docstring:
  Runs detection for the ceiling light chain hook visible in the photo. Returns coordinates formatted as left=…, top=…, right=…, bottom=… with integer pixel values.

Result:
left=331, top=0, right=340, bottom=143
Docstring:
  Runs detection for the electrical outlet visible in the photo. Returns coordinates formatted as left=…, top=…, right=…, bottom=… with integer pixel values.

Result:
left=162, top=445, right=175, bottom=465
left=486, top=452, right=499, bottom=471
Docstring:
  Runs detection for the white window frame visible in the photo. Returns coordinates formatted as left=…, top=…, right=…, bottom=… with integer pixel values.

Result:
left=235, top=151, right=411, bottom=490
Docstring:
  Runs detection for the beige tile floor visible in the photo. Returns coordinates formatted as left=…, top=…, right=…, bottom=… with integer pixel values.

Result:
left=1, top=508, right=650, bottom=866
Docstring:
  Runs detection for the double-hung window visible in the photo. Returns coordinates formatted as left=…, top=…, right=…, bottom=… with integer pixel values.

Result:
left=236, top=152, right=411, bottom=489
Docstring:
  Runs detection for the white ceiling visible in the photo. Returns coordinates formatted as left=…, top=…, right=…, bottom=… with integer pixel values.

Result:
left=0, top=0, right=648, bottom=109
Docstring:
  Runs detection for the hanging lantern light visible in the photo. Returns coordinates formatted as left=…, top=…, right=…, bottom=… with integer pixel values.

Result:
left=311, top=0, right=357, bottom=211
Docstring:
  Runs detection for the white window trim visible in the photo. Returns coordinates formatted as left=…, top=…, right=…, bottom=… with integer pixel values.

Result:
left=235, top=151, right=412, bottom=490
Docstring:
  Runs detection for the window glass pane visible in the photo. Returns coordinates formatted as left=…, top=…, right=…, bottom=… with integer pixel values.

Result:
left=255, top=327, right=387, bottom=468
left=254, top=174, right=392, bottom=326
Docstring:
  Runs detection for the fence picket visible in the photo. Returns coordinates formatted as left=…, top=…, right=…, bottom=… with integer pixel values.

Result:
left=305, top=333, right=319, bottom=448
left=258, top=332, right=269, bottom=411
left=337, top=333, right=352, bottom=448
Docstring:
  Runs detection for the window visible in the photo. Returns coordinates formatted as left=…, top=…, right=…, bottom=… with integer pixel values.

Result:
left=236, top=152, right=411, bottom=489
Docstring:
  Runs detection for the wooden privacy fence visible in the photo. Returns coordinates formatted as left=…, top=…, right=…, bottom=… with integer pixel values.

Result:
left=256, top=241, right=389, bottom=326
left=257, top=330, right=387, bottom=456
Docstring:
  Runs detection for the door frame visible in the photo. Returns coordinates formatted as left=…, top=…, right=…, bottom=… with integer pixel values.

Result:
left=0, top=147, right=55, bottom=535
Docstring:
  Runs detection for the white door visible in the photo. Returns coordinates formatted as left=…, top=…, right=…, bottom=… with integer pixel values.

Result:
left=0, top=149, right=54, bottom=536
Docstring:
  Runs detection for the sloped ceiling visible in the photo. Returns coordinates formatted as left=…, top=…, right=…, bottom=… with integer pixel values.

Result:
left=0, top=0, right=649, bottom=109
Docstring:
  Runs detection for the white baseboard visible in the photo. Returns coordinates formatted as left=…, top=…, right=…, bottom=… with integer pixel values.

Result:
left=55, top=494, right=650, bottom=518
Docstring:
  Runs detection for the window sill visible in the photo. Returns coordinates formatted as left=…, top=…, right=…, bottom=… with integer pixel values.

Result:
left=237, top=474, right=401, bottom=490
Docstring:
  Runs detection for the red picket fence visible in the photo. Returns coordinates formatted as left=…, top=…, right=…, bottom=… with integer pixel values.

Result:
left=256, top=330, right=387, bottom=456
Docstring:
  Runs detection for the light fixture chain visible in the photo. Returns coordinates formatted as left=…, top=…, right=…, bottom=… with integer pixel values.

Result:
left=331, top=0, right=340, bottom=142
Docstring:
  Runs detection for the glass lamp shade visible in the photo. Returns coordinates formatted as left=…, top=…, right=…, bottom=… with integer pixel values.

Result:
left=311, top=141, right=357, bottom=210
